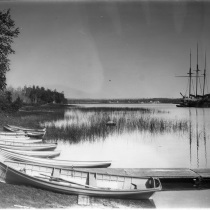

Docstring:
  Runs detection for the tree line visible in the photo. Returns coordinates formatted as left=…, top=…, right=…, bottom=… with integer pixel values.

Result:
left=7, top=85, right=67, bottom=105
left=0, top=85, right=67, bottom=112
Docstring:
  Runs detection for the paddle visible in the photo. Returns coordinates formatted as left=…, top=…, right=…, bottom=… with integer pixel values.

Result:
left=40, top=173, right=99, bottom=189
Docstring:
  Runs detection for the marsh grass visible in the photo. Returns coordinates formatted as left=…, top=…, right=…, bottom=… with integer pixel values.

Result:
left=0, top=105, right=188, bottom=143
left=42, top=106, right=188, bottom=142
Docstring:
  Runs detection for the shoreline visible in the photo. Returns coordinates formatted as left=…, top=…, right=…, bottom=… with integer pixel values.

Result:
left=0, top=105, right=155, bottom=209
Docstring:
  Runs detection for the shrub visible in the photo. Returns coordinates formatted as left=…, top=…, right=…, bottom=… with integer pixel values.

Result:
left=11, top=96, right=23, bottom=111
left=0, top=91, right=23, bottom=112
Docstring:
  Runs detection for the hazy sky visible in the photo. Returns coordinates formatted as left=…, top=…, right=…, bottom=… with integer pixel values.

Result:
left=1, top=0, right=210, bottom=99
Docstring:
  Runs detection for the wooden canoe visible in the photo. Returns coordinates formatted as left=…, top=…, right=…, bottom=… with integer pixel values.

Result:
left=0, top=139, right=42, bottom=143
left=6, top=124, right=46, bottom=132
left=4, top=126, right=46, bottom=139
left=0, top=149, right=111, bottom=168
left=0, top=160, right=162, bottom=199
left=0, top=142, right=57, bottom=151
left=0, top=130, right=26, bottom=136
left=26, top=132, right=46, bottom=139
left=1, top=149, right=61, bottom=158
left=106, top=121, right=116, bottom=126
left=0, top=136, right=30, bottom=140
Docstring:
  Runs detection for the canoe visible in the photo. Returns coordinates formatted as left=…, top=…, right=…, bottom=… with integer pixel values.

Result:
left=2, top=149, right=61, bottom=158
left=0, top=139, right=42, bottom=144
left=0, top=160, right=162, bottom=199
left=106, top=121, right=116, bottom=126
left=26, top=132, right=45, bottom=139
left=0, top=135, right=30, bottom=140
left=0, top=130, right=26, bottom=136
left=0, top=142, right=57, bottom=151
left=6, top=124, right=46, bottom=132
left=0, top=149, right=111, bottom=168
left=4, top=125, right=46, bottom=134
left=3, top=126, right=46, bottom=139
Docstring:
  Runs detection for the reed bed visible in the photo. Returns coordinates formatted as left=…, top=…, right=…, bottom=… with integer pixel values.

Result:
left=42, top=107, right=188, bottom=142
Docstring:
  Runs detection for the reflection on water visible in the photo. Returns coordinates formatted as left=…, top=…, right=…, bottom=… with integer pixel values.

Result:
left=189, top=108, right=209, bottom=169
left=203, top=109, right=208, bottom=167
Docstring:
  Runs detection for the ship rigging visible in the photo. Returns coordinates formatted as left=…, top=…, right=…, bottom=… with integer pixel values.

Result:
left=177, top=45, right=210, bottom=107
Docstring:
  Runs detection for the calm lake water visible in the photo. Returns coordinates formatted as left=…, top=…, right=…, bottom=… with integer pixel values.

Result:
left=53, top=103, right=210, bottom=169
left=44, top=103, right=210, bottom=208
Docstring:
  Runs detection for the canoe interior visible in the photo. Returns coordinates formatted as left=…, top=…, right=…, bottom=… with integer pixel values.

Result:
left=4, top=161, right=161, bottom=191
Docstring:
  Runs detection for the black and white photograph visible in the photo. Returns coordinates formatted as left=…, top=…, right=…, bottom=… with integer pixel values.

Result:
left=0, top=0, right=210, bottom=208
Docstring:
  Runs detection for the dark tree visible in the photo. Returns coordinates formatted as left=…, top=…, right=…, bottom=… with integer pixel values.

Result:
left=0, top=9, right=19, bottom=90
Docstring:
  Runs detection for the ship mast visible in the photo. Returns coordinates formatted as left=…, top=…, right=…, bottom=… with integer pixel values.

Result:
left=195, top=43, right=200, bottom=97
left=187, top=49, right=193, bottom=97
left=203, top=52, right=206, bottom=96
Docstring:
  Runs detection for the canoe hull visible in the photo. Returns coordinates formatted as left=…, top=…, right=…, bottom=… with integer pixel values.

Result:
left=0, top=130, right=25, bottom=135
left=26, top=132, right=45, bottom=139
left=3, top=149, right=61, bottom=158
left=0, top=149, right=111, bottom=168
left=7, top=124, right=46, bottom=132
left=0, top=136, right=30, bottom=140
left=0, top=144, right=57, bottom=151
left=3, top=126, right=46, bottom=139
left=0, top=139, right=42, bottom=143
left=0, top=161, right=161, bottom=200
left=0, top=132, right=26, bottom=137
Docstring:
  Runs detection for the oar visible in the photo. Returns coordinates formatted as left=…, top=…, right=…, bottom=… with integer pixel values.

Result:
left=40, top=173, right=99, bottom=189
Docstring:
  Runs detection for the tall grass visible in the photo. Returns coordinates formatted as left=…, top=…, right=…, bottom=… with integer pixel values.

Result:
left=42, top=107, right=188, bottom=142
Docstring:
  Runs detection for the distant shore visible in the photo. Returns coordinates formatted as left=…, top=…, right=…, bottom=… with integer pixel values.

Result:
left=67, top=98, right=181, bottom=104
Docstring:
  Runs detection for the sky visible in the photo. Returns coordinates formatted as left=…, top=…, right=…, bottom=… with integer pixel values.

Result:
left=1, top=0, right=210, bottom=99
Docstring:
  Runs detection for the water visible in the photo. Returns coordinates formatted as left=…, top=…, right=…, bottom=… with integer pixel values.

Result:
left=44, top=103, right=210, bottom=208
left=52, top=104, right=210, bottom=169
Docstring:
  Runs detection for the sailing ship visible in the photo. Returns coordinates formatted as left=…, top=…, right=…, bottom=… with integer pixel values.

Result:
left=177, top=45, right=210, bottom=107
